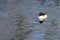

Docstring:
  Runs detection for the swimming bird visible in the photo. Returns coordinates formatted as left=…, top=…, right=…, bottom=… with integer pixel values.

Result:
left=38, top=12, right=47, bottom=24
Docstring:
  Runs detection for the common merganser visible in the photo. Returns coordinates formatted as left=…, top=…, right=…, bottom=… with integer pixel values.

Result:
left=38, top=12, right=47, bottom=24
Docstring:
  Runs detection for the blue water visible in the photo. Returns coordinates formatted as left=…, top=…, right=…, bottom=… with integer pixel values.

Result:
left=0, top=0, right=60, bottom=40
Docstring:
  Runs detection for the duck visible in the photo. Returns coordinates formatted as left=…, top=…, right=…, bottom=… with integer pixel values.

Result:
left=38, top=12, right=47, bottom=24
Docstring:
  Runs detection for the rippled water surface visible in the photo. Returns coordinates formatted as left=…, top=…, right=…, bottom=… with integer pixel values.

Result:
left=0, top=0, right=60, bottom=40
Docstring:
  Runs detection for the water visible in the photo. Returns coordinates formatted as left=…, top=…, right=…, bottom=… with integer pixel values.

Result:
left=0, top=0, right=60, bottom=40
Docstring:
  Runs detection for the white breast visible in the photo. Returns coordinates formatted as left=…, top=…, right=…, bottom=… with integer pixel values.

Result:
left=38, top=15, right=47, bottom=21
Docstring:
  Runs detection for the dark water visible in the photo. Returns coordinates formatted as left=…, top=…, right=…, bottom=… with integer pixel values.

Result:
left=0, top=0, right=60, bottom=40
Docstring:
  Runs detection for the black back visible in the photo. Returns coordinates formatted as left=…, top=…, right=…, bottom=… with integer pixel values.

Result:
left=39, top=12, right=45, bottom=16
